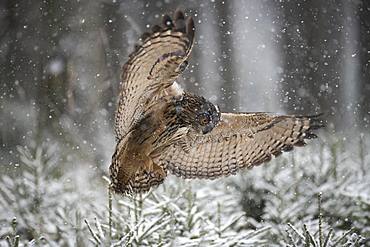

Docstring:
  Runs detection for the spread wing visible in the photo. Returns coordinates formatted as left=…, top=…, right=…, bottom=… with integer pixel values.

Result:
left=155, top=113, right=324, bottom=179
left=114, top=10, right=195, bottom=140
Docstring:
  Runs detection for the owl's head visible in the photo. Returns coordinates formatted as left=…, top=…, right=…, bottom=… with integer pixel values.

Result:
left=175, top=93, right=221, bottom=134
left=194, top=100, right=220, bottom=134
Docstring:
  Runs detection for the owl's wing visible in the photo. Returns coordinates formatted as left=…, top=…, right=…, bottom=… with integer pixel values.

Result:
left=115, top=10, right=195, bottom=140
left=155, top=113, right=323, bottom=179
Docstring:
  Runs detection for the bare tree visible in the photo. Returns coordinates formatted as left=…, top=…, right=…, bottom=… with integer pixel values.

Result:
left=358, top=0, right=370, bottom=129
left=278, top=0, right=346, bottom=129
left=214, top=0, right=237, bottom=112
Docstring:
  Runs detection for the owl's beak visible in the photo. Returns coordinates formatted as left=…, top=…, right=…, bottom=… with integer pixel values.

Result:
left=202, top=124, right=214, bottom=134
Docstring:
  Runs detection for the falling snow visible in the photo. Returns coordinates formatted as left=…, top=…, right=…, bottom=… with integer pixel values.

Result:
left=0, top=0, right=369, bottom=246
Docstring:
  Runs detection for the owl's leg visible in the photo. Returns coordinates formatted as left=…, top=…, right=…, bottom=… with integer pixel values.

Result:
left=152, top=162, right=166, bottom=177
left=145, top=157, right=166, bottom=177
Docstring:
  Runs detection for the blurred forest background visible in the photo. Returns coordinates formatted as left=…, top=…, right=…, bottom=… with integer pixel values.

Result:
left=0, top=0, right=369, bottom=246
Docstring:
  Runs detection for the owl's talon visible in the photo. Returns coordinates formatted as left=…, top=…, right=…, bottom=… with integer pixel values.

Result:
left=153, top=163, right=166, bottom=177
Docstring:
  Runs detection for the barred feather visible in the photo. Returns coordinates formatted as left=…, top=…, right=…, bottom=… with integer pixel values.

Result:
left=156, top=113, right=324, bottom=179
left=114, top=10, right=195, bottom=141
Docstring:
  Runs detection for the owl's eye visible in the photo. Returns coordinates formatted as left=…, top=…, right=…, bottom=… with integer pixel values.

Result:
left=198, top=113, right=210, bottom=125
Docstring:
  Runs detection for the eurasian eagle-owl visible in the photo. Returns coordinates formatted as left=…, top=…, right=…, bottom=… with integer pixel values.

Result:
left=110, top=10, right=323, bottom=195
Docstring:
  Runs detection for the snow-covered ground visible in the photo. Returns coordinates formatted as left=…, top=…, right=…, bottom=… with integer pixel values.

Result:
left=0, top=133, right=368, bottom=246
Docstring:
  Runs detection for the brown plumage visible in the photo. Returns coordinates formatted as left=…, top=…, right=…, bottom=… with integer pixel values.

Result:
left=110, top=10, right=324, bottom=195
left=114, top=9, right=194, bottom=142
left=156, top=113, right=322, bottom=179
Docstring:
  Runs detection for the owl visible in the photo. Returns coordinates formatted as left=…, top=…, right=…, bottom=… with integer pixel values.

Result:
left=110, top=10, right=323, bottom=195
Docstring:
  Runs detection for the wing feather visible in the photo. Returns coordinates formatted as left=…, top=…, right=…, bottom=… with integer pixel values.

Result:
left=155, top=113, right=324, bottom=179
left=115, top=10, right=195, bottom=140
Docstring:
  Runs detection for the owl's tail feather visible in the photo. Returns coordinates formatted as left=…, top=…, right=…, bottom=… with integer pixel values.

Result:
left=111, top=158, right=167, bottom=196
left=113, top=171, right=166, bottom=196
